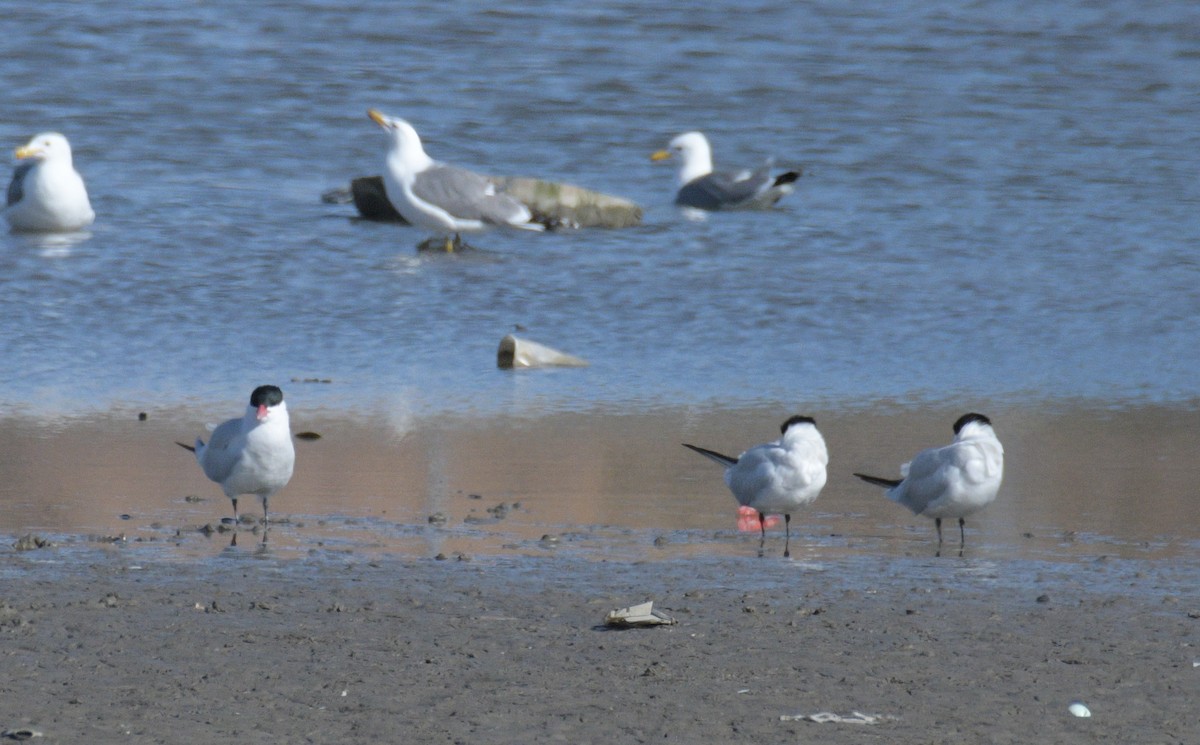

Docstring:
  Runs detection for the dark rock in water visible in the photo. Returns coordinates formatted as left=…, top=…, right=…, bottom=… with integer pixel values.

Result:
left=348, top=177, right=409, bottom=223
left=346, top=175, right=642, bottom=229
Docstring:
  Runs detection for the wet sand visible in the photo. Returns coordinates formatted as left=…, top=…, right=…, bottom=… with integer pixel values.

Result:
left=1, top=402, right=1198, bottom=741
left=2, top=401, right=1198, bottom=560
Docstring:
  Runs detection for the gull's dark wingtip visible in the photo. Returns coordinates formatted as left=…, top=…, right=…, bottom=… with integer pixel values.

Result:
left=773, top=170, right=802, bottom=187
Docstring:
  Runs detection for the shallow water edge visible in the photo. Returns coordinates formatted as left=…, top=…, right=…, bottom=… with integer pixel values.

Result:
left=2, top=399, right=1196, bottom=569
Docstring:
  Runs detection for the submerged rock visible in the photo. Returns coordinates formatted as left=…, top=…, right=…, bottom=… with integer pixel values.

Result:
left=493, top=176, right=643, bottom=229
left=339, top=175, right=642, bottom=229
left=13, top=534, right=52, bottom=551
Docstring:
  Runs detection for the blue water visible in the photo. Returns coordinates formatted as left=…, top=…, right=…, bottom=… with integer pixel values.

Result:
left=3, top=0, right=1199, bottom=418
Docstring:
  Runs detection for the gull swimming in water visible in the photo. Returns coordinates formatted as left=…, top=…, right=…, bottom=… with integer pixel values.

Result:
left=367, top=109, right=544, bottom=248
left=178, top=385, right=295, bottom=524
left=4, top=132, right=94, bottom=232
left=683, top=415, right=828, bottom=558
left=854, top=413, right=1004, bottom=553
left=651, top=131, right=800, bottom=215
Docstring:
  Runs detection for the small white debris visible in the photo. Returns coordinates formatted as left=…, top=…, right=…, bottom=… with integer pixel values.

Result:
left=497, top=335, right=588, bottom=369
left=604, top=601, right=676, bottom=627
left=781, top=711, right=895, bottom=724
left=1, top=729, right=44, bottom=739
left=1068, top=702, right=1092, bottom=718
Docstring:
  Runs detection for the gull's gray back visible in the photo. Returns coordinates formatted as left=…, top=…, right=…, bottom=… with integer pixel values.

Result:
left=676, top=165, right=772, bottom=210
left=413, top=165, right=528, bottom=224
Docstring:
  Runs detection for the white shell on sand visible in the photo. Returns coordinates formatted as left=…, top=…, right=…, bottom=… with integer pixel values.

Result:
left=1068, top=702, right=1092, bottom=718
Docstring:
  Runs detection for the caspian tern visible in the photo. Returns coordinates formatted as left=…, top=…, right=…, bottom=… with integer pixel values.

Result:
left=683, top=415, right=828, bottom=557
left=178, top=385, right=295, bottom=524
left=854, top=413, right=1003, bottom=553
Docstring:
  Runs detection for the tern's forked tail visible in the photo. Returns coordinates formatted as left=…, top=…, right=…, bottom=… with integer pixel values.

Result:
left=854, top=472, right=902, bottom=489
left=682, top=443, right=738, bottom=468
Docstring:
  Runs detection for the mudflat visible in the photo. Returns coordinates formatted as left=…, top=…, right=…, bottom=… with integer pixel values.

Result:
left=1, top=402, right=1197, bottom=741
left=0, top=552, right=1195, bottom=743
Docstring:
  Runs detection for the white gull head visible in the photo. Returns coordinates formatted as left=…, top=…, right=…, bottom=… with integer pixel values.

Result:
left=16, top=132, right=77, bottom=167
left=368, top=109, right=434, bottom=175
left=657, top=131, right=714, bottom=185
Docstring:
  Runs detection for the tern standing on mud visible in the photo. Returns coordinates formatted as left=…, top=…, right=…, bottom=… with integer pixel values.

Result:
left=855, top=413, right=1003, bottom=553
left=683, top=415, right=828, bottom=558
left=178, top=385, right=295, bottom=524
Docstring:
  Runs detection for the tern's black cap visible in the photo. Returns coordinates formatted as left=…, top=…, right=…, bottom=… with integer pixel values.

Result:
left=250, top=385, right=284, bottom=408
left=781, top=414, right=816, bottom=434
left=953, top=412, right=991, bottom=434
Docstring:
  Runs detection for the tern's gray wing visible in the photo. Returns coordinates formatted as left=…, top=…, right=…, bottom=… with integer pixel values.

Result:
left=890, top=443, right=957, bottom=515
left=412, top=165, right=529, bottom=224
left=676, top=164, right=773, bottom=210
left=724, top=442, right=786, bottom=505
left=199, top=416, right=245, bottom=485
left=6, top=162, right=33, bottom=207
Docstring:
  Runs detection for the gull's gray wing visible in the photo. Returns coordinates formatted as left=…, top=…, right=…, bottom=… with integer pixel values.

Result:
left=6, top=162, right=33, bottom=207
left=675, top=164, right=773, bottom=210
left=412, top=165, right=530, bottom=224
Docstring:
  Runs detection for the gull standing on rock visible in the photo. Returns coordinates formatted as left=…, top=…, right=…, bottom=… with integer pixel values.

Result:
left=178, top=385, right=295, bottom=524
left=854, top=413, right=1004, bottom=554
left=4, top=132, right=94, bottom=232
left=367, top=109, right=544, bottom=248
left=683, top=415, right=828, bottom=558
left=651, top=131, right=800, bottom=215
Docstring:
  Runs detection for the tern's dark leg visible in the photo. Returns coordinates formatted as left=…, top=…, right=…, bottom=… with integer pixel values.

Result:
left=232, top=497, right=239, bottom=522
left=958, top=518, right=966, bottom=548
left=758, top=511, right=767, bottom=557
left=783, top=514, right=792, bottom=558
left=263, top=496, right=270, bottom=524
